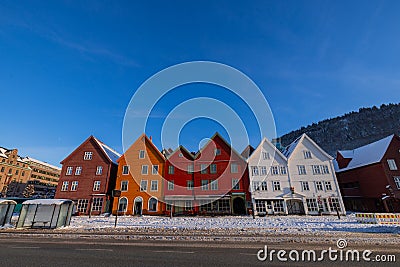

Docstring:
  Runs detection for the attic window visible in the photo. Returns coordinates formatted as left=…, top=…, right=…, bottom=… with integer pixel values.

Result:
left=303, top=150, right=312, bottom=159
left=387, top=159, right=398, bottom=171
left=84, top=152, right=93, bottom=160
left=179, top=153, right=183, bottom=158
left=139, top=150, right=145, bottom=159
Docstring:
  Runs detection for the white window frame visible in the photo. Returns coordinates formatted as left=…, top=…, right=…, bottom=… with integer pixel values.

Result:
left=312, top=165, right=321, bottom=175
left=150, top=180, right=158, bottom=191
left=252, top=181, right=260, bottom=191
left=210, top=180, right=218, bottom=190
left=152, top=165, right=159, bottom=175
left=201, top=164, right=208, bottom=174
left=187, top=164, right=194, bottom=174
left=118, top=197, right=128, bottom=212
left=121, top=180, right=128, bottom=191
left=141, top=165, right=148, bottom=175
left=315, top=181, right=323, bottom=191
left=394, top=176, right=400, bottom=189
left=262, top=152, right=270, bottom=160
left=71, top=181, right=78, bottom=191
left=91, top=197, right=103, bottom=212
left=140, top=180, right=148, bottom=191
left=122, top=165, right=129, bottom=175
left=61, top=181, right=69, bottom=191
left=298, top=165, right=307, bottom=175
left=84, top=152, right=93, bottom=160
left=231, top=163, right=238, bottom=173
left=187, top=180, right=194, bottom=190
left=167, top=180, right=174, bottom=190
left=271, top=166, right=279, bottom=175
left=387, top=159, right=398, bottom=170
left=301, top=181, right=310, bottom=191
left=251, top=166, right=259, bottom=176
left=201, top=180, right=209, bottom=190
left=96, top=166, right=103, bottom=175
left=93, top=180, right=101, bottom=191
left=210, top=164, right=217, bottom=174
left=168, top=165, right=174, bottom=174
left=148, top=197, right=158, bottom=212
left=75, top=167, right=82, bottom=175
left=303, top=150, right=312, bottom=159
left=139, top=150, right=145, bottom=159
left=321, top=165, right=330, bottom=174
left=324, top=181, right=333, bottom=191
left=272, top=181, right=281, bottom=191
left=66, top=167, right=73, bottom=175
left=232, top=178, right=240, bottom=190
left=260, top=166, right=267, bottom=175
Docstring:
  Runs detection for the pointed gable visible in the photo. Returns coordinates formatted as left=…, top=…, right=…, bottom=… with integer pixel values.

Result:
left=283, top=133, right=332, bottom=161
left=249, top=137, right=288, bottom=164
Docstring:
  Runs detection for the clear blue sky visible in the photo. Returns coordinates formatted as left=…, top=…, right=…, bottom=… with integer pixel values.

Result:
left=1, top=1, right=400, bottom=166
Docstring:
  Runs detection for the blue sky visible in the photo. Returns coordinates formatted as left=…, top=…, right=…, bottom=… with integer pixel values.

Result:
left=1, top=0, right=400, bottom=166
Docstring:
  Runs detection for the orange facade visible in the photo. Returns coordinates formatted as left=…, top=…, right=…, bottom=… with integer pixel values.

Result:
left=112, top=135, right=165, bottom=215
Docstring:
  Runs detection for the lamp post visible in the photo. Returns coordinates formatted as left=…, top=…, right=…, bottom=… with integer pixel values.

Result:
left=112, top=190, right=121, bottom=227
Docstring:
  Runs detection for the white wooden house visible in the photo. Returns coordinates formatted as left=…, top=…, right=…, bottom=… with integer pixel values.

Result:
left=283, top=134, right=345, bottom=215
left=246, top=138, right=290, bottom=215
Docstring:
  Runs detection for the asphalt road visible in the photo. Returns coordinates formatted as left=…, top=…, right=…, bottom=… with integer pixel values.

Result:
left=0, top=236, right=398, bottom=267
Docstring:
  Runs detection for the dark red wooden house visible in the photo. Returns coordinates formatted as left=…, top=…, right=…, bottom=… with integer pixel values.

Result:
left=335, top=134, right=400, bottom=212
left=55, top=136, right=120, bottom=215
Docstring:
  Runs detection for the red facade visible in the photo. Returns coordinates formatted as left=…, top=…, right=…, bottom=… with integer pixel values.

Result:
left=55, top=136, right=119, bottom=215
left=164, top=133, right=250, bottom=215
left=336, top=135, right=400, bottom=212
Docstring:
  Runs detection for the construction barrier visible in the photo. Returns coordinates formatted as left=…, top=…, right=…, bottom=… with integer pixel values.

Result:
left=355, top=213, right=400, bottom=224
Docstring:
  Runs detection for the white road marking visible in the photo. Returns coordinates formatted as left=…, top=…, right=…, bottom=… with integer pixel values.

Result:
left=152, top=250, right=195, bottom=254
left=12, top=247, right=40, bottom=249
left=75, top=248, right=113, bottom=252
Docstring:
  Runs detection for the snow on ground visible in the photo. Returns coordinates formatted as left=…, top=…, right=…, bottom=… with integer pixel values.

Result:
left=64, top=214, right=400, bottom=234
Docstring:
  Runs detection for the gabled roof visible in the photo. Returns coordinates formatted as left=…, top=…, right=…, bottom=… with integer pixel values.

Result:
left=120, top=134, right=165, bottom=162
left=61, top=136, right=121, bottom=165
left=22, top=157, right=61, bottom=171
left=241, top=145, right=255, bottom=159
left=336, top=134, right=394, bottom=172
left=194, top=132, right=247, bottom=162
left=249, top=137, right=288, bottom=163
left=283, top=133, right=333, bottom=160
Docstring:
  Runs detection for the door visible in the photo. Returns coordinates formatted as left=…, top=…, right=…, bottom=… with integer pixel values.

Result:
left=134, top=201, right=142, bottom=215
left=286, top=199, right=305, bottom=215
left=232, top=197, right=246, bottom=215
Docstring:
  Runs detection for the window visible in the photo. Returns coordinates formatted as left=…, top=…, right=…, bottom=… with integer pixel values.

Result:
left=93, top=181, right=101, bottom=191
left=71, top=181, right=78, bottom=191
left=168, top=165, right=174, bottom=174
left=321, top=165, right=330, bottom=174
left=214, top=148, right=221, bottom=156
left=232, top=179, right=240, bottom=190
left=301, top=181, right=310, bottom=191
left=92, top=198, right=103, bottom=212
left=255, top=200, right=266, bottom=213
left=387, top=159, right=398, bottom=170
left=252, top=181, right=260, bottom=191
left=306, top=199, right=318, bottom=212
left=121, top=180, right=128, bottom=191
left=122, top=165, right=129, bottom=175
left=312, top=165, right=321, bottom=175
left=148, top=198, right=157, bottom=212
left=231, top=163, right=238, bottom=173
left=251, top=166, right=259, bottom=176
left=0, top=167, right=4, bottom=172
left=15, top=170, right=18, bottom=175
left=139, top=150, right=145, bottom=159
left=201, top=164, right=208, bottom=174
left=394, top=176, right=400, bottom=189
left=280, top=166, right=287, bottom=175
left=118, top=198, right=127, bottom=212
left=152, top=165, right=159, bottom=175
left=141, top=165, right=148, bottom=175
left=217, top=199, right=230, bottom=212
left=178, top=153, right=183, bottom=157
left=260, top=166, right=267, bottom=175
left=66, top=167, right=73, bottom=175
left=201, top=180, right=209, bottom=190
left=298, top=165, right=306, bottom=175
left=187, top=164, right=194, bottom=174
left=150, top=180, right=158, bottom=191
left=96, top=166, right=103, bottom=175
left=185, top=200, right=192, bottom=211
left=140, top=180, right=148, bottom=191
left=200, top=200, right=212, bottom=211
left=303, top=150, right=312, bottom=159
left=77, top=199, right=89, bottom=213
left=329, top=198, right=341, bottom=212
left=261, top=181, right=268, bottom=191
left=271, top=166, right=279, bottom=175
left=273, top=200, right=285, bottom=212
left=210, top=180, right=218, bottom=190
left=210, top=164, right=217, bottom=174
left=316, top=181, right=323, bottom=191
left=84, top=152, right=93, bottom=160
left=61, top=181, right=69, bottom=191
left=187, top=180, right=194, bottom=190
left=262, top=152, right=270, bottom=160
left=168, top=180, right=174, bottom=190
left=324, top=181, right=333, bottom=191
left=272, top=181, right=281, bottom=191
left=75, top=167, right=82, bottom=175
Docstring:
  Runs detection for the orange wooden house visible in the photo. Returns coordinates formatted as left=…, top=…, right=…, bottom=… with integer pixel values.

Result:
left=112, top=134, right=165, bottom=215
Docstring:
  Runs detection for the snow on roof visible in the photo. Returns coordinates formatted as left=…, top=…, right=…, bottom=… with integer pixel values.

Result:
left=336, top=135, right=394, bottom=172
left=0, top=147, right=7, bottom=158
left=22, top=157, right=61, bottom=170
left=93, top=137, right=121, bottom=164
left=283, top=135, right=302, bottom=158
left=23, top=199, right=73, bottom=205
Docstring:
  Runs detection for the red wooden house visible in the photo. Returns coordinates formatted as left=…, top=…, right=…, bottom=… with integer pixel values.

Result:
left=55, top=136, right=120, bottom=215
left=335, top=134, right=400, bottom=212
left=164, top=133, right=250, bottom=215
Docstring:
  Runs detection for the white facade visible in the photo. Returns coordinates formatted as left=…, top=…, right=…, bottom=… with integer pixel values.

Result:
left=248, top=134, right=346, bottom=216
left=247, top=138, right=290, bottom=215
